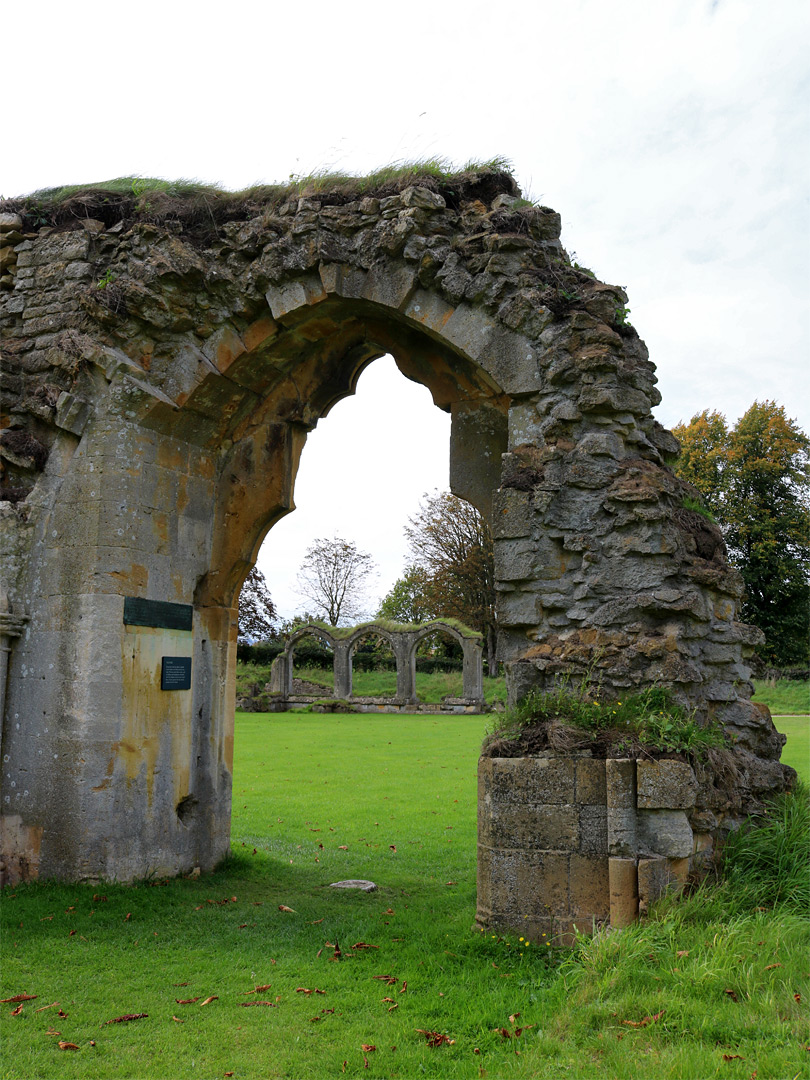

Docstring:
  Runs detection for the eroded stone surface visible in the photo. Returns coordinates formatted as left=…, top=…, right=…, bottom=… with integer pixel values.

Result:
left=637, top=760, right=698, bottom=810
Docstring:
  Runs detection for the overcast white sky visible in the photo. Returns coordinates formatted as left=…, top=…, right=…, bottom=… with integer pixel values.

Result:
left=6, top=0, right=808, bottom=619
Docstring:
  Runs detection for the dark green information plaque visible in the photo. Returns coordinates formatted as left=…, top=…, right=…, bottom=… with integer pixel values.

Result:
left=161, top=656, right=192, bottom=690
left=124, top=597, right=193, bottom=632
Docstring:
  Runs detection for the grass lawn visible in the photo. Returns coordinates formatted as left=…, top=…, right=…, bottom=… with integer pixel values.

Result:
left=752, top=679, right=809, bottom=715
left=773, top=715, right=810, bottom=783
left=1, top=711, right=807, bottom=1079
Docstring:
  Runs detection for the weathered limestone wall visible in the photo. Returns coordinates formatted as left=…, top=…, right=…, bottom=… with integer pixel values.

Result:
left=478, top=753, right=721, bottom=943
left=0, top=170, right=791, bottom=883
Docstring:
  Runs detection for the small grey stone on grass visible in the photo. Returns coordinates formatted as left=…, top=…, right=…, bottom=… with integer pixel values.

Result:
left=329, top=879, right=377, bottom=892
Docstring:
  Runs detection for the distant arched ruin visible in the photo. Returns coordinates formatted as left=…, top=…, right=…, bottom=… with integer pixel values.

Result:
left=0, top=167, right=792, bottom=893
left=267, top=619, right=484, bottom=711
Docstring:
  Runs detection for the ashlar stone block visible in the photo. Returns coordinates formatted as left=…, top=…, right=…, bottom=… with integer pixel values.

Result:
left=636, top=760, right=698, bottom=810
left=637, top=809, right=694, bottom=858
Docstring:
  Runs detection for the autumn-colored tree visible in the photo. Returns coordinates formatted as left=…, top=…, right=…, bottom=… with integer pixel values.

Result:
left=238, top=566, right=278, bottom=641
left=670, top=409, right=729, bottom=514
left=403, top=491, right=497, bottom=671
left=673, top=401, right=809, bottom=666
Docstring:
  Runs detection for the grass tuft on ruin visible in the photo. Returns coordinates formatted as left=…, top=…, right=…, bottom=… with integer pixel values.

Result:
left=483, top=683, right=729, bottom=759
left=0, top=157, right=521, bottom=236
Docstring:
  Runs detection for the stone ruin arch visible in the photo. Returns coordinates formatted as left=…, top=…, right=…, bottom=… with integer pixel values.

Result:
left=268, top=619, right=484, bottom=710
left=0, top=168, right=792, bottom=889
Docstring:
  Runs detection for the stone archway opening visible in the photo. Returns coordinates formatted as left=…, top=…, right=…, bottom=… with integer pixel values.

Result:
left=288, top=626, right=334, bottom=699
left=348, top=630, right=398, bottom=699
left=0, top=168, right=792, bottom=889
left=412, top=625, right=466, bottom=704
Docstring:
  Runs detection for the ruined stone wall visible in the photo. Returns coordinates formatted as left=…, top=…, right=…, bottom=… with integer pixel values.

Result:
left=0, top=170, right=792, bottom=883
left=478, top=753, right=715, bottom=944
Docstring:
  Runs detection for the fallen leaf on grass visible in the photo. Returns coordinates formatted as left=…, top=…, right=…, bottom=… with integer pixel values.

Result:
left=382, top=997, right=395, bottom=1003
left=57, top=1008, right=68, bottom=1018
left=361, top=1044, right=376, bottom=1052
left=10, top=1003, right=24, bottom=1016
left=278, top=905, right=295, bottom=913
left=724, top=989, right=739, bottom=1003
left=400, top=981, right=407, bottom=994
left=199, top=996, right=218, bottom=1006
left=416, top=1029, right=455, bottom=1047
left=310, top=918, right=324, bottom=925
left=795, top=993, right=802, bottom=1003
left=35, top=1002, right=60, bottom=1012
left=509, top=1013, right=521, bottom=1023
left=296, top=988, right=326, bottom=995
left=243, top=984, right=272, bottom=995
left=172, top=1016, right=185, bottom=1022
left=338, top=845, right=349, bottom=850
left=388, top=1003, right=398, bottom=1012
left=1, top=994, right=37, bottom=1003
left=225, top=1073, right=234, bottom=1077
left=676, top=950, right=689, bottom=958
left=763, top=963, right=782, bottom=971
left=621, top=1010, right=664, bottom=1028
left=373, top=975, right=397, bottom=986
left=173, top=982, right=190, bottom=987
left=58, top=1041, right=79, bottom=1050
left=351, top=943, right=378, bottom=951
left=105, top=1013, right=148, bottom=1024
left=176, top=997, right=201, bottom=1004
left=389, top=846, right=397, bottom=853
left=722, top=1053, right=743, bottom=1061
left=46, top=1028, right=61, bottom=1037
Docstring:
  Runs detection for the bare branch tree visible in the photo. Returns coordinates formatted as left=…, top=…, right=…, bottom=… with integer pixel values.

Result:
left=296, top=536, right=376, bottom=626
left=404, top=490, right=497, bottom=671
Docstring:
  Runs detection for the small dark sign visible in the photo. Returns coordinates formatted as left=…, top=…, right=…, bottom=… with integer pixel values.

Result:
left=161, top=656, right=192, bottom=691
left=124, top=597, right=193, bottom=632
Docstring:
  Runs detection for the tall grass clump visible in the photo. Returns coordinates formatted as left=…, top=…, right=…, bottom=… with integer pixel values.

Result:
left=720, top=780, right=809, bottom=912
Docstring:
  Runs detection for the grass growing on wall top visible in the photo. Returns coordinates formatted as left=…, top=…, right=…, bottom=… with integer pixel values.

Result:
left=2, top=158, right=521, bottom=232
left=1, top=711, right=807, bottom=1080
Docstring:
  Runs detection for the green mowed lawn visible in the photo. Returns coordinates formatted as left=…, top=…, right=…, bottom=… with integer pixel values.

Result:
left=774, top=714, right=809, bottom=783
left=1, top=711, right=807, bottom=1080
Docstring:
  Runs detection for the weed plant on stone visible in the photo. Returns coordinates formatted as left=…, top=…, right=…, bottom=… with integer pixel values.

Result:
left=485, top=683, right=727, bottom=759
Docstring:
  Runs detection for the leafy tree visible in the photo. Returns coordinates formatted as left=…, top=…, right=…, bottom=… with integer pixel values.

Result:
left=404, top=490, right=497, bottom=671
left=673, top=401, right=810, bottom=666
left=377, top=565, right=435, bottom=623
left=296, top=536, right=376, bottom=626
left=238, top=566, right=278, bottom=641
left=670, top=409, right=728, bottom=515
